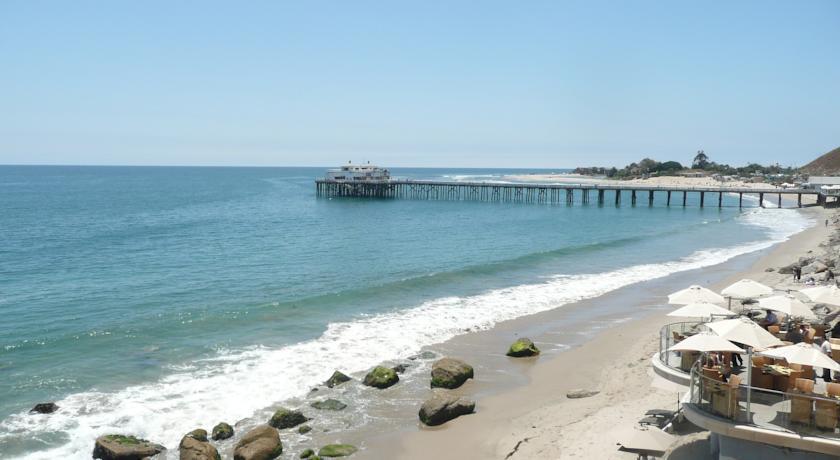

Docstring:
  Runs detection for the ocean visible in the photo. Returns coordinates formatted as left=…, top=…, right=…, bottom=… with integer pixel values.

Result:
left=0, top=166, right=811, bottom=459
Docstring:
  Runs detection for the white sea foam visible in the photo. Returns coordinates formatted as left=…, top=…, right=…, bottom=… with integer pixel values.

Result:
left=0, top=208, right=813, bottom=459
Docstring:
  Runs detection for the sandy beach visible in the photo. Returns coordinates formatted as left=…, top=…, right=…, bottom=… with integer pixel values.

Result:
left=358, top=206, right=832, bottom=459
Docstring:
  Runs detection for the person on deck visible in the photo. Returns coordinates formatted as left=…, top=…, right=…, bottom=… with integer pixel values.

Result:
left=761, top=310, right=779, bottom=329
left=793, top=266, right=802, bottom=282
left=817, top=337, right=833, bottom=382
left=825, top=268, right=835, bottom=283
left=786, top=325, right=805, bottom=344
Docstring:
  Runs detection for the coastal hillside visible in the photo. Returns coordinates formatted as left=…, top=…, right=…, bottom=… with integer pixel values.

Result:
left=802, top=146, right=840, bottom=175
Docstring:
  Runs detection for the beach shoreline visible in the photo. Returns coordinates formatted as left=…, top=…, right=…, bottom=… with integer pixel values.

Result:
left=357, top=206, right=831, bottom=459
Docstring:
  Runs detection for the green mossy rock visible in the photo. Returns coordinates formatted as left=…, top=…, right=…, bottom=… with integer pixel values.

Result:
left=298, top=425, right=312, bottom=434
left=324, top=370, right=351, bottom=388
left=310, top=398, right=347, bottom=411
left=93, top=434, right=165, bottom=460
left=211, top=422, right=234, bottom=441
left=318, top=444, right=358, bottom=457
left=269, top=407, right=308, bottom=429
left=185, top=429, right=208, bottom=442
left=506, top=338, right=540, bottom=357
left=300, top=448, right=315, bottom=458
left=362, top=366, right=399, bottom=389
left=430, top=358, right=474, bottom=389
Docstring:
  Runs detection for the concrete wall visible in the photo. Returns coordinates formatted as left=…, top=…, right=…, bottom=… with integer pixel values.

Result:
left=711, top=433, right=838, bottom=460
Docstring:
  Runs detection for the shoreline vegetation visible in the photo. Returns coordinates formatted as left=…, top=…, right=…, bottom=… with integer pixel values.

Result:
left=570, top=150, right=800, bottom=183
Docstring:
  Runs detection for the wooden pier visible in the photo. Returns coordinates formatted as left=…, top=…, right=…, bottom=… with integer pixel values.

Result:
left=315, top=179, right=822, bottom=208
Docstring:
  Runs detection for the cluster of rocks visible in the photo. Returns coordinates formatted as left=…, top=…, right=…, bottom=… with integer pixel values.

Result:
left=87, top=338, right=542, bottom=458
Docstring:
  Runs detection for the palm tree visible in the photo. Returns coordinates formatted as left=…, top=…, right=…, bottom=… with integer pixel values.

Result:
left=693, top=150, right=709, bottom=169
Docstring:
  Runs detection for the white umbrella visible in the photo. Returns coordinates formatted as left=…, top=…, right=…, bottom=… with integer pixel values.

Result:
left=668, top=285, right=725, bottom=305
left=721, top=279, right=774, bottom=299
left=667, top=303, right=735, bottom=319
left=759, top=342, right=840, bottom=372
left=668, top=333, right=745, bottom=353
left=615, top=427, right=676, bottom=456
left=706, top=317, right=784, bottom=350
left=707, top=317, right=784, bottom=424
left=758, top=295, right=816, bottom=320
left=800, top=285, right=840, bottom=306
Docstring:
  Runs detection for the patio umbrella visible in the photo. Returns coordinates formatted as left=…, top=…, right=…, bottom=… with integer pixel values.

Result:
left=668, top=333, right=744, bottom=353
left=721, top=279, right=774, bottom=299
left=667, top=303, right=734, bottom=319
left=758, top=295, right=817, bottom=320
left=615, top=427, right=676, bottom=456
left=668, top=285, right=725, bottom=305
left=800, top=285, right=840, bottom=306
left=706, top=317, right=784, bottom=350
left=759, top=342, right=840, bottom=372
left=706, top=317, right=784, bottom=424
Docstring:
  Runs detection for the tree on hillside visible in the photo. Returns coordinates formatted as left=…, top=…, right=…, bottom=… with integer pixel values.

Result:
left=692, top=150, right=709, bottom=169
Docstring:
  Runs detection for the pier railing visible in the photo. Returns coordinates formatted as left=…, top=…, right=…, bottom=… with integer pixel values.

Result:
left=315, top=179, right=821, bottom=208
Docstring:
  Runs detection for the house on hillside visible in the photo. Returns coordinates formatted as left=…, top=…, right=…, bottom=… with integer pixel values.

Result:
left=805, top=176, right=840, bottom=190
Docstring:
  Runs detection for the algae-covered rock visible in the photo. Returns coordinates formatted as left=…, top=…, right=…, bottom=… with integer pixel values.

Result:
left=185, top=428, right=208, bottom=442
left=269, top=407, right=308, bottom=429
left=318, top=444, right=358, bottom=457
left=298, top=425, right=312, bottom=434
left=92, top=434, right=166, bottom=460
left=430, top=358, right=474, bottom=389
left=310, top=399, right=347, bottom=411
left=180, top=433, right=220, bottom=460
left=506, top=338, right=540, bottom=357
left=362, top=366, right=399, bottom=389
left=233, top=425, right=282, bottom=460
left=212, top=422, right=234, bottom=441
left=325, top=370, right=351, bottom=388
left=300, top=448, right=315, bottom=458
left=418, top=393, right=475, bottom=426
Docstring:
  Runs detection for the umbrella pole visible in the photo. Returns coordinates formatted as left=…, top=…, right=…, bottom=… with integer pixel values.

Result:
left=727, top=296, right=731, bottom=310
left=746, top=347, right=753, bottom=423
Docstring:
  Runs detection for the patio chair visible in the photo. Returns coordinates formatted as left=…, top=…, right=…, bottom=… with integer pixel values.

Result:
left=712, top=374, right=741, bottom=419
left=751, top=366, right=774, bottom=389
left=768, top=325, right=781, bottom=335
left=815, top=397, right=839, bottom=431
left=790, top=378, right=815, bottom=426
left=672, top=331, right=684, bottom=343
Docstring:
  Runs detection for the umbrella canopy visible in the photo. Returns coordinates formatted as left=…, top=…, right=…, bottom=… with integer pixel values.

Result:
left=758, top=295, right=817, bottom=320
left=615, top=427, right=676, bottom=455
left=668, top=333, right=745, bottom=353
left=706, top=317, right=784, bottom=350
left=759, top=342, right=840, bottom=372
left=721, top=279, right=774, bottom=299
left=668, top=285, right=725, bottom=305
left=667, top=303, right=735, bottom=319
left=800, top=285, right=840, bottom=306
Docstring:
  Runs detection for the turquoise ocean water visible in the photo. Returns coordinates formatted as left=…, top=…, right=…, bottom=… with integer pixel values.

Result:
left=0, top=166, right=810, bottom=458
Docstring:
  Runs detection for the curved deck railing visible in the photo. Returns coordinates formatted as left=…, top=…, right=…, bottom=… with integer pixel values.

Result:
left=689, top=367, right=840, bottom=441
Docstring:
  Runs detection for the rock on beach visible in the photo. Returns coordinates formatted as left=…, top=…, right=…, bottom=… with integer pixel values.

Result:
left=92, top=434, right=165, bottom=460
left=233, top=425, right=283, bottom=460
left=430, top=358, right=474, bottom=389
left=418, top=393, right=476, bottom=426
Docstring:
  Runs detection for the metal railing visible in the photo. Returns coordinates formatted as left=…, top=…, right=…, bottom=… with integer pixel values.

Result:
left=689, top=367, right=840, bottom=439
left=658, top=321, right=705, bottom=371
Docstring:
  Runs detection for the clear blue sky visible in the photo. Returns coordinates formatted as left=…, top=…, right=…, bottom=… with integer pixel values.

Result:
left=1, top=1, right=838, bottom=168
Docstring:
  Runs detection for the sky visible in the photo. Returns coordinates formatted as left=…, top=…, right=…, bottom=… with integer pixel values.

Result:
left=1, top=1, right=838, bottom=168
